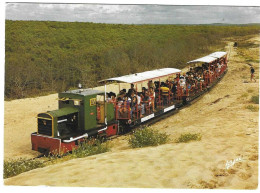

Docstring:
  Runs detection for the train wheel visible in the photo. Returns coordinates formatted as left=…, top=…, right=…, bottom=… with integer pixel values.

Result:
left=98, top=135, right=107, bottom=143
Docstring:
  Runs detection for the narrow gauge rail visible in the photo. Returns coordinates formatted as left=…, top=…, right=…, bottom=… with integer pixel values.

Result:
left=31, top=51, right=228, bottom=155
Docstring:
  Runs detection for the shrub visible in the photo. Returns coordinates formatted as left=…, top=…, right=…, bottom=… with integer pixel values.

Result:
left=247, top=88, right=254, bottom=93
left=240, top=93, right=249, bottom=98
left=246, top=105, right=259, bottom=112
left=4, top=158, right=45, bottom=179
left=251, top=95, right=259, bottom=104
left=71, top=139, right=110, bottom=158
left=176, top=133, right=201, bottom=143
left=4, top=139, right=110, bottom=178
left=128, top=127, right=169, bottom=148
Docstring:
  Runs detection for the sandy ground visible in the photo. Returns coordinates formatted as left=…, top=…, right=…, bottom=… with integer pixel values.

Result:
left=4, top=35, right=259, bottom=189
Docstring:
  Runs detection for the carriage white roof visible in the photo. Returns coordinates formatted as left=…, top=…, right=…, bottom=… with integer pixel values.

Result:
left=187, top=56, right=217, bottom=64
left=208, top=51, right=227, bottom=59
left=102, top=68, right=181, bottom=84
left=187, top=51, right=227, bottom=64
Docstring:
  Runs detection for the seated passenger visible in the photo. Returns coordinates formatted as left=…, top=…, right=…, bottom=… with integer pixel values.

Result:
left=179, top=79, right=186, bottom=89
left=141, top=87, right=146, bottom=98
left=110, top=95, right=116, bottom=106
left=119, top=96, right=130, bottom=118
left=154, top=81, right=160, bottom=92
left=116, top=97, right=123, bottom=116
left=217, top=63, right=221, bottom=75
left=130, top=96, right=137, bottom=118
left=166, top=79, right=173, bottom=90
left=149, top=87, right=155, bottom=111
left=179, top=74, right=185, bottom=80
left=196, top=74, right=204, bottom=90
left=117, top=90, right=125, bottom=99
left=127, top=84, right=136, bottom=97
left=142, top=90, right=151, bottom=113
left=106, top=93, right=111, bottom=102
left=160, top=83, right=170, bottom=105
left=171, top=79, right=177, bottom=95
left=176, top=74, right=180, bottom=82
left=136, top=94, right=145, bottom=117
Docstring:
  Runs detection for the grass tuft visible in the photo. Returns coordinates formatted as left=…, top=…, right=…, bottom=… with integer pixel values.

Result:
left=71, top=139, right=110, bottom=158
left=245, top=105, right=259, bottom=112
left=176, top=133, right=201, bottom=143
left=240, top=93, right=249, bottom=98
left=128, top=127, right=169, bottom=148
left=251, top=95, right=259, bottom=104
left=4, top=158, right=45, bottom=179
left=247, top=88, right=254, bottom=93
left=4, top=139, right=110, bottom=179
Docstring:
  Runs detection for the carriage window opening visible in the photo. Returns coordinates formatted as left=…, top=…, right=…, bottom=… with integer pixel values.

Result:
left=97, top=94, right=104, bottom=102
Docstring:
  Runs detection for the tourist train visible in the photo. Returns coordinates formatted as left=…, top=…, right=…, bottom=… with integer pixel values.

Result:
left=31, top=51, right=228, bottom=155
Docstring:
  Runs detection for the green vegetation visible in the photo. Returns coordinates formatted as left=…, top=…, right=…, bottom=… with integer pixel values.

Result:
left=4, top=158, right=44, bottom=179
left=176, top=133, right=201, bottom=143
left=71, top=139, right=109, bottom=158
left=245, top=105, right=259, bottom=112
left=251, top=95, right=259, bottom=104
left=236, top=37, right=260, bottom=64
left=240, top=93, right=249, bottom=98
left=128, top=127, right=169, bottom=148
left=5, top=20, right=260, bottom=99
left=4, top=139, right=109, bottom=179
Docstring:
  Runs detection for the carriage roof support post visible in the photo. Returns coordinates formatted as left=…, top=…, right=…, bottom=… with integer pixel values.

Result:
left=118, top=83, right=120, bottom=95
left=104, top=81, right=107, bottom=126
left=135, top=83, right=138, bottom=119
left=158, top=78, right=161, bottom=108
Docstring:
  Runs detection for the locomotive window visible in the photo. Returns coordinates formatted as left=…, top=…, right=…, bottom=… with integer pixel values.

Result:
left=90, top=98, right=97, bottom=106
left=62, top=100, right=70, bottom=104
left=74, top=100, right=81, bottom=106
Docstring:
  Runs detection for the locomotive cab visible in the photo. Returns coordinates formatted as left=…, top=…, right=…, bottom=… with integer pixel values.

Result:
left=37, top=107, right=79, bottom=138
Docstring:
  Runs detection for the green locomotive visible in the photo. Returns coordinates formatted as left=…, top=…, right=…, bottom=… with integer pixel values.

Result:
left=32, top=89, right=117, bottom=154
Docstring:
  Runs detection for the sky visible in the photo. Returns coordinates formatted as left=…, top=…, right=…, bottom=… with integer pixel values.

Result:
left=5, top=3, right=260, bottom=24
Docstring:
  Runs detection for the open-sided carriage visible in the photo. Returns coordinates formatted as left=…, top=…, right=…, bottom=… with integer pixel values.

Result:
left=101, top=68, right=181, bottom=127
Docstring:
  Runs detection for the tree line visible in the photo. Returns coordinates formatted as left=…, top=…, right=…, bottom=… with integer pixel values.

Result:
left=5, top=20, right=260, bottom=99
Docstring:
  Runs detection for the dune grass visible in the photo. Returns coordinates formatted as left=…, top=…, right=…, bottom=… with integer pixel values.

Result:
left=128, top=127, right=169, bottom=148
left=176, top=133, right=202, bottom=143
left=240, top=93, right=249, bottom=98
left=251, top=95, right=259, bottom=104
left=247, top=88, right=254, bottom=93
left=4, top=158, right=45, bottom=179
left=4, top=139, right=110, bottom=179
left=70, top=139, right=110, bottom=158
left=245, top=105, right=259, bottom=112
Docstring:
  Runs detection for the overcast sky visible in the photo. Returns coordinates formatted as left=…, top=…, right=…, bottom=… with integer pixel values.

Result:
left=5, top=3, right=260, bottom=24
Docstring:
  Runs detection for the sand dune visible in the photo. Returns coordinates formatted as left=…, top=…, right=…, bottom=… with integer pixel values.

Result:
left=4, top=35, right=259, bottom=188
